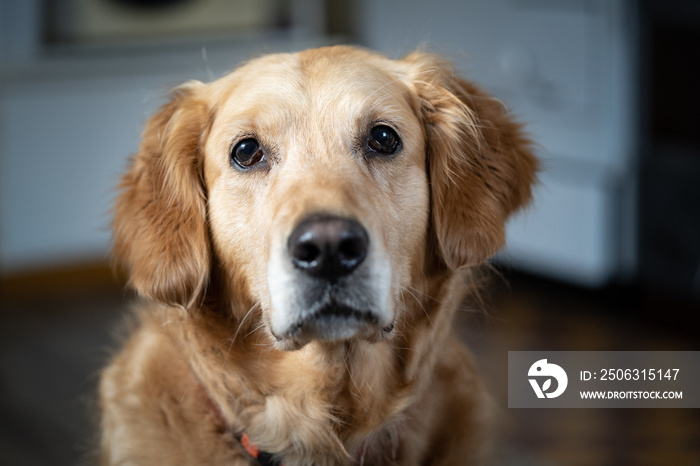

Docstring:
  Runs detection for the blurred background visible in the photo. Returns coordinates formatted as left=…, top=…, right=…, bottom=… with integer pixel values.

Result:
left=0, top=0, right=698, bottom=465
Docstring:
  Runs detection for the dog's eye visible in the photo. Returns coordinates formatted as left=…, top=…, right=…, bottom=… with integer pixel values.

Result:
left=366, top=125, right=401, bottom=157
left=231, top=138, right=265, bottom=169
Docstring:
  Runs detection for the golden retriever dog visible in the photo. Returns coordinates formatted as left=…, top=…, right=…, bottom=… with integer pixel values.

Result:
left=100, top=45, right=537, bottom=465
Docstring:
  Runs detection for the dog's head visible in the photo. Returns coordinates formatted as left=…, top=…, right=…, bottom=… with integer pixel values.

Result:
left=113, top=46, right=537, bottom=350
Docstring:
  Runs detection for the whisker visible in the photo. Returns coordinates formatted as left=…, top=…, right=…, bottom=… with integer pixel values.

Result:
left=402, top=287, right=432, bottom=327
left=241, top=319, right=268, bottom=341
left=343, top=353, right=369, bottom=409
left=225, top=303, right=260, bottom=360
left=406, top=285, right=444, bottom=306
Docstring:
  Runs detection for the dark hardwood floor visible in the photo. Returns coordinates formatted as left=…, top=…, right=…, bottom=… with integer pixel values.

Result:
left=458, top=271, right=700, bottom=466
left=1, top=265, right=698, bottom=465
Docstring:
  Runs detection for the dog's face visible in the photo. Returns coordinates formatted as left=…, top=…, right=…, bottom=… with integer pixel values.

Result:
left=113, top=46, right=537, bottom=350
left=203, top=49, right=428, bottom=349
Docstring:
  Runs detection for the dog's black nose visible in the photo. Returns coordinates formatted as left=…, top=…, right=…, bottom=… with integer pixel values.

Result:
left=288, top=215, right=369, bottom=281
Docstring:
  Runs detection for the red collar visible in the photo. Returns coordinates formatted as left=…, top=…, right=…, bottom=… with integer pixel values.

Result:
left=234, top=432, right=284, bottom=466
left=202, top=390, right=284, bottom=465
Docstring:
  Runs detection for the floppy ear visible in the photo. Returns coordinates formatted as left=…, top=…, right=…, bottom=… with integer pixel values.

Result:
left=113, top=81, right=212, bottom=309
left=403, top=52, right=538, bottom=269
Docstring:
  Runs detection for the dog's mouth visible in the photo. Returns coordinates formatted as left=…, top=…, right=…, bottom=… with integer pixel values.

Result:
left=274, top=299, right=393, bottom=348
left=267, top=218, right=394, bottom=350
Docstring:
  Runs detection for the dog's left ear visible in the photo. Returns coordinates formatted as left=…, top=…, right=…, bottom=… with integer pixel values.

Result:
left=113, top=81, right=213, bottom=309
left=403, top=52, right=538, bottom=269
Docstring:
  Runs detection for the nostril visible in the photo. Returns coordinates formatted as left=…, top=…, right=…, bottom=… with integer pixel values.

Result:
left=289, top=226, right=325, bottom=272
left=338, top=235, right=367, bottom=267
left=293, top=240, right=321, bottom=266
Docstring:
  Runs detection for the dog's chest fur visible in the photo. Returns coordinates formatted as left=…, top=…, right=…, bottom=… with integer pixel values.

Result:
left=101, top=273, right=488, bottom=466
left=169, top=301, right=445, bottom=464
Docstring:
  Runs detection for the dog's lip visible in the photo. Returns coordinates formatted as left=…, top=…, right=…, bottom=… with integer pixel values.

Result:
left=316, top=302, right=378, bottom=323
left=286, top=302, right=376, bottom=336
left=277, top=301, right=389, bottom=342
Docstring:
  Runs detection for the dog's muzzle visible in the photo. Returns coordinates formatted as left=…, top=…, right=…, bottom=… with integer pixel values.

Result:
left=269, top=214, right=393, bottom=348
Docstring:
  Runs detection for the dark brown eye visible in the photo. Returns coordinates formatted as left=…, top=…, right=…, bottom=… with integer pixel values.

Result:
left=231, top=138, right=265, bottom=169
left=366, top=125, right=401, bottom=157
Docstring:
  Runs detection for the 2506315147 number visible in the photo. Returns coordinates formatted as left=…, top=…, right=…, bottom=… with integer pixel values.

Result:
left=599, top=369, right=680, bottom=381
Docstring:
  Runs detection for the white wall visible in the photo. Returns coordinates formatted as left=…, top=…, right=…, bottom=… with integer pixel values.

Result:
left=0, top=38, right=331, bottom=274
left=355, top=0, right=638, bottom=285
left=1, top=75, right=144, bottom=269
left=1, top=0, right=639, bottom=287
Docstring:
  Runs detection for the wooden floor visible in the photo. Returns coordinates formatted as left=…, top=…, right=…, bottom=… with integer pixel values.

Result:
left=0, top=266, right=698, bottom=465
left=458, top=271, right=700, bottom=466
left=0, top=270, right=125, bottom=466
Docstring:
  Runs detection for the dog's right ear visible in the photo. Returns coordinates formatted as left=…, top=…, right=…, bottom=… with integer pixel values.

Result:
left=402, top=52, right=538, bottom=269
left=113, top=82, right=212, bottom=310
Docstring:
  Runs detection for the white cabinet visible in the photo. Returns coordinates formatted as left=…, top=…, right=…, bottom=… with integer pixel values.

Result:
left=357, top=0, right=638, bottom=285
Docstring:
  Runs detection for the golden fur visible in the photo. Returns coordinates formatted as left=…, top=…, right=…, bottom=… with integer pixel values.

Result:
left=100, top=45, right=537, bottom=465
